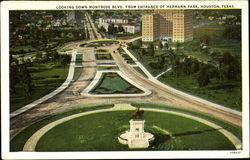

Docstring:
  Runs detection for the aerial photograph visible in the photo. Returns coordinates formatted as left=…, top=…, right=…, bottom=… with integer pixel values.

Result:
left=9, top=9, right=242, bottom=152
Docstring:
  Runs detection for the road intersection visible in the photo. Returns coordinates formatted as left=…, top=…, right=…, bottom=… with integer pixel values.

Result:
left=10, top=15, right=242, bottom=138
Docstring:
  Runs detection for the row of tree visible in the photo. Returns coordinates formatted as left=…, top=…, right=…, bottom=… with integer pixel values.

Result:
left=107, top=24, right=125, bottom=35
left=127, top=39, right=241, bottom=87
left=10, top=51, right=71, bottom=96
left=10, top=28, right=86, bottom=54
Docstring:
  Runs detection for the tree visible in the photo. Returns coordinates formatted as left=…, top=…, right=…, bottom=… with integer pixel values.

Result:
left=158, top=41, right=163, bottom=50
left=108, top=24, right=114, bottom=34
left=190, top=60, right=200, bottom=73
left=10, top=55, right=14, bottom=65
left=17, top=64, right=32, bottom=97
left=135, top=39, right=142, bottom=48
left=222, top=51, right=233, bottom=65
left=99, top=26, right=106, bottom=32
left=10, top=64, right=17, bottom=94
left=147, top=42, right=154, bottom=49
left=148, top=48, right=155, bottom=56
left=141, top=49, right=147, bottom=56
left=176, top=42, right=181, bottom=50
left=118, top=25, right=124, bottom=33
left=114, top=26, right=118, bottom=33
left=60, top=54, right=71, bottom=68
left=164, top=42, right=169, bottom=49
left=197, top=66, right=210, bottom=87
left=199, top=34, right=211, bottom=45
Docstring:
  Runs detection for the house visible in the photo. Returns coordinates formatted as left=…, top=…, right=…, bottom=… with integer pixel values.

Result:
left=123, top=23, right=140, bottom=34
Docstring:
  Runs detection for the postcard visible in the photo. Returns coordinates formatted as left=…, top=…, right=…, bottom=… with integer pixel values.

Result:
left=1, top=0, right=249, bottom=159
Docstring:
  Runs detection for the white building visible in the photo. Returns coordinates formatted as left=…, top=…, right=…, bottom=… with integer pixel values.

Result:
left=123, top=23, right=141, bottom=34
left=100, top=22, right=140, bottom=34
left=98, top=16, right=128, bottom=28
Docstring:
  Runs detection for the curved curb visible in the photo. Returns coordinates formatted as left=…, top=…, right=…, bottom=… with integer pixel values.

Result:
left=81, top=70, right=152, bottom=97
left=23, top=105, right=241, bottom=151
left=144, top=108, right=242, bottom=150
left=10, top=51, right=79, bottom=118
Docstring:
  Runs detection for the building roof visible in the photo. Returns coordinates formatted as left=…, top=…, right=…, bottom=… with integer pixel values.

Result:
left=100, top=16, right=128, bottom=19
left=108, top=22, right=140, bottom=26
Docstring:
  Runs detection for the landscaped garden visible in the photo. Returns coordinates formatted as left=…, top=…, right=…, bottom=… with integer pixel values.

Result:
left=75, top=54, right=83, bottom=65
left=90, top=72, right=143, bottom=94
left=10, top=103, right=241, bottom=151
left=94, top=48, right=113, bottom=60
left=80, top=40, right=119, bottom=47
left=95, top=53, right=113, bottom=60
left=72, top=54, right=83, bottom=81
left=97, top=65, right=119, bottom=71
left=35, top=110, right=236, bottom=151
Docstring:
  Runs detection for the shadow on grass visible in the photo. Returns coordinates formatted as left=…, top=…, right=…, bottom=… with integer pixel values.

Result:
left=149, top=132, right=171, bottom=148
left=173, top=128, right=224, bottom=137
left=206, top=84, right=237, bottom=90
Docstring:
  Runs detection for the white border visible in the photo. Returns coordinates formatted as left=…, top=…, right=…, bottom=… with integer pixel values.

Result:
left=1, top=1, right=249, bottom=159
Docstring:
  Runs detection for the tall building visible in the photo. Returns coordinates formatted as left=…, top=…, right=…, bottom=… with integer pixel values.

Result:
left=142, top=10, right=193, bottom=42
left=141, top=13, right=160, bottom=41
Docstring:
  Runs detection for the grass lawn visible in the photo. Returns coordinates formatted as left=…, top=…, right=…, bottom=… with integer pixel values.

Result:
left=133, top=66, right=148, bottom=78
left=10, top=104, right=114, bottom=151
left=91, top=40, right=119, bottom=44
left=184, top=24, right=241, bottom=55
left=36, top=110, right=235, bottom=151
left=81, top=40, right=119, bottom=47
left=128, top=49, right=168, bottom=76
left=116, top=32, right=142, bottom=40
left=95, top=54, right=113, bottom=60
left=132, top=103, right=242, bottom=140
left=10, top=62, right=70, bottom=112
left=75, top=54, right=83, bottom=65
left=73, top=54, right=83, bottom=80
left=169, top=24, right=241, bottom=64
left=10, top=45, right=37, bottom=53
left=97, top=65, right=119, bottom=71
left=121, top=54, right=136, bottom=65
left=159, top=72, right=242, bottom=111
left=73, top=67, right=82, bottom=81
left=90, top=72, right=143, bottom=94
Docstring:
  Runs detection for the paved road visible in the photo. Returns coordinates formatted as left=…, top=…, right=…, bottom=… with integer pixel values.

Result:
left=10, top=23, right=242, bottom=137
left=10, top=51, right=77, bottom=118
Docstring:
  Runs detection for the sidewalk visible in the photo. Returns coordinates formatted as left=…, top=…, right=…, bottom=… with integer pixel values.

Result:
left=122, top=46, right=155, bottom=80
left=10, top=51, right=78, bottom=118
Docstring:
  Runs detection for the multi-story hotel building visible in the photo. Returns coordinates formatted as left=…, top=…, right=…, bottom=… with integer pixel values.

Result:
left=142, top=10, right=193, bottom=42
left=141, top=13, right=159, bottom=41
